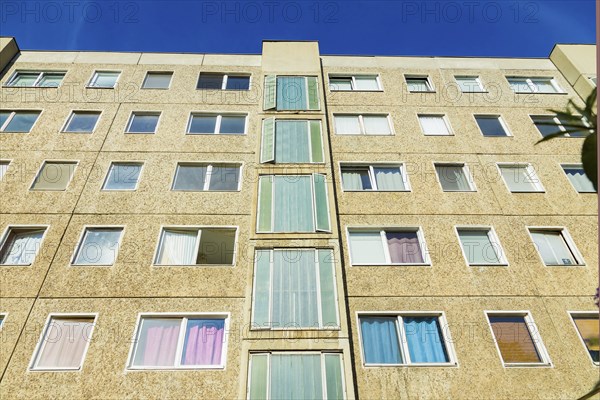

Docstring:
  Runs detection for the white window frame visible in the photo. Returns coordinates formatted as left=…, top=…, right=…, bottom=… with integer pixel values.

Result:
left=454, top=75, right=485, bottom=92
left=0, top=313, right=6, bottom=329
left=417, top=114, right=453, bottom=136
left=125, top=111, right=161, bottom=134
left=101, top=161, right=144, bottom=191
left=496, top=163, right=545, bottom=193
left=186, top=113, right=248, bottom=135
left=474, top=114, right=512, bottom=137
left=0, top=110, right=42, bottom=133
left=0, top=159, right=11, bottom=180
left=568, top=311, right=600, bottom=366
left=126, top=312, right=230, bottom=370
left=338, top=163, right=410, bottom=192
left=526, top=226, right=585, bottom=266
left=0, top=225, right=49, bottom=266
left=485, top=311, right=553, bottom=368
left=356, top=311, right=457, bottom=367
left=197, top=73, right=251, bottom=90
left=87, top=71, right=121, bottom=88
left=141, top=71, right=173, bottom=90
left=29, top=313, right=98, bottom=371
left=561, top=163, right=596, bottom=193
left=29, top=160, right=78, bottom=191
left=433, top=162, right=476, bottom=192
left=61, top=110, right=102, bottom=133
left=251, top=248, right=340, bottom=330
left=507, top=77, right=563, bottom=93
left=171, top=162, right=243, bottom=192
left=404, top=75, right=435, bottom=92
left=5, top=71, right=66, bottom=87
left=346, top=227, right=431, bottom=266
left=333, top=114, right=394, bottom=136
left=589, top=76, right=597, bottom=86
left=328, top=74, right=382, bottom=91
left=152, top=225, right=238, bottom=267
left=70, top=225, right=125, bottom=267
left=454, top=226, right=508, bottom=266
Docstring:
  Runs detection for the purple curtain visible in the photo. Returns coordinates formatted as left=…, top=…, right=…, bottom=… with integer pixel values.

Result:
left=182, top=319, right=225, bottom=366
left=387, top=232, right=424, bottom=263
left=139, top=319, right=181, bottom=367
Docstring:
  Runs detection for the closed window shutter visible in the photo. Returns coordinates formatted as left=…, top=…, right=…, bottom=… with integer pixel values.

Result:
left=257, top=176, right=273, bottom=232
left=307, top=77, right=319, bottom=110
left=313, top=173, right=331, bottom=232
left=309, top=120, right=324, bottom=162
left=261, top=118, right=275, bottom=163
left=252, top=250, right=271, bottom=327
left=263, top=75, right=276, bottom=110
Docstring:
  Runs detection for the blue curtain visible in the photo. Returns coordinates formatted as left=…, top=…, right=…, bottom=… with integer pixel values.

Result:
left=360, top=317, right=402, bottom=364
left=277, top=77, right=307, bottom=110
left=403, top=317, right=449, bottom=363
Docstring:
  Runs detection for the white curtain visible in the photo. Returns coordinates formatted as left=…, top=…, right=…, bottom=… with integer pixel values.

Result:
left=531, top=231, right=575, bottom=265
left=36, top=318, right=94, bottom=369
left=531, top=79, right=556, bottom=93
left=363, top=116, right=390, bottom=135
left=354, top=76, right=379, bottom=90
left=334, top=115, right=361, bottom=134
left=419, top=116, right=449, bottom=135
left=349, top=231, right=386, bottom=264
left=1, top=229, right=44, bottom=265
left=436, top=166, right=470, bottom=191
left=458, top=230, right=500, bottom=264
left=565, top=168, right=595, bottom=192
left=341, top=170, right=366, bottom=190
left=499, top=166, right=537, bottom=192
left=156, top=230, right=198, bottom=265
left=374, top=167, right=405, bottom=190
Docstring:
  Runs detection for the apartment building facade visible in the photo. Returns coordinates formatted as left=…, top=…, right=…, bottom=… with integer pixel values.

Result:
left=0, top=37, right=597, bottom=399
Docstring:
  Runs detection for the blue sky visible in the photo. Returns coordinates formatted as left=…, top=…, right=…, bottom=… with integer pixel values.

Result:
left=0, top=0, right=595, bottom=57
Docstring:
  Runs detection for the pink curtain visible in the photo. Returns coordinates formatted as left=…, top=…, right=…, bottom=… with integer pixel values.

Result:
left=140, top=319, right=181, bottom=367
left=387, top=232, right=424, bottom=263
left=182, top=320, right=224, bottom=366
left=36, top=318, right=94, bottom=369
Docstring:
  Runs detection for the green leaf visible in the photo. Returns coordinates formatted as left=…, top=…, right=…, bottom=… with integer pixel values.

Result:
left=581, top=133, right=597, bottom=191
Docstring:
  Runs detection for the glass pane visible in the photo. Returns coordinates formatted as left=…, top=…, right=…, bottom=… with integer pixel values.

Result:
left=508, top=78, right=531, bottom=93
left=275, top=120, right=310, bottom=163
left=0, top=111, right=10, bottom=128
left=31, top=162, right=76, bottom=190
left=354, top=76, right=379, bottom=90
left=4, top=111, right=40, bottom=132
left=0, top=228, right=45, bottom=265
left=324, top=354, right=344, bottom=399
left=65, top=112, right=100, bottom=132
left=475, top=116, right=508, bottom=137
left=10, top=73, right=39, bottom=86
left=313, top=173, right=331, bottom=232
left=181, top=319, right=224, bottom=365
left=197, top=229, right=235, bottom=264
left=419, top=115, right=449, bottom=135
left=103, top=163, right=142, bottom=190
left=277, top=76, right=308, bottom=110
left=335, top=115, right=361, bottom=134
left=564, top=167, right=596, bottom=193
left=557, top=116, right=587, bottom=137
left=155, top=229, right=197, bottom=265
left=360, top=317, right=402, bottom=364
left=172, top=165, right=207, bottom=191
left=225, top=75, right=250, bottom=90
left=436, top=165, right=471, bottom=191
left=0, top=161, right=8, bottom=180
left=132, top=318, right=181, bottom=367
left=318, top=249, right=338, bottom=327
left=273, top=176, right=314, bottom=232
left=374, top=167, right=405, bottom=190
left=197, top=74, right=223, bottom=89
left=208, top=165, right=240, bottom=190
left=572, top=315, right=600, bottom=362
left=404, top=317, right=449, bottom=363
left=499, top=165, right=539, bottom=192
left=406, top=78, right=431, bottom=92
left=38, top=73, right=65, bottom=87
left=189, top=115, right=217, bottom=134
left=219, top=116, right=245, bottom=134
left=363, top=116, right=391, bottom=135
left=386, top=231, right=424, bottom=263
left=458, top=230, right=501, bottom=264
left=74, top=228, right=122, bottom=265
left=489, top=316, right=542, bottom=363
left=341, top=167, right=371, bottom=190
left=257, top=176, right=273, bottom=232
left=329, top=78, right=352, bottom=91
left=530, top=79, right=557, bottom=93
left=248, top=354, right=268, bottom=400
left=92, top=72, right=119, bottom=88
left=36, top=318, right=94, bottom=369
left=270, top=354, right=323, bottom=400
left=532, top=116, right=562, bottom=137
left=349, top=231, right=386, bottom=264
left=253, top=250, right=271, bottom=327
left=530, top=230, right=576, bottom=265
left=143, top=73, right=172, bottom=89
left=456, top=77, right=482, bottom=92
left=128, top=114, right=159, bottom=133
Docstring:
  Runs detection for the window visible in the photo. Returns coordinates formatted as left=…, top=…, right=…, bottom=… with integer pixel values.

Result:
left=435, top=163, right=475, bottom=192
left=475, top=115, right=510, bottom=137
left=197, top=73, right=250, bottom=90
left=508, top=77, right=562, bottom=93
left=63, top=111, right=101, bottom=133
left=487, top=313, right=551, bottom=366
left=72, top=227, right=123, bottom=266
left=257, top=174, right=330, bottom=233
left=359, top=314, right=453, bottom=365
left=30, top=161, right=77, bottom=191
left=531, top=115, right=588, bottom=138
left=0, top=110, right=41, bottom=132
left=590, top=77, right=597, bottom=86
left=126, top=112, right=160, bottom=133
left=562, top=164, right=596, bottom=193
left=252, top=249, right=338, bottom=329
left=88, top=71, right=120, bottom=88
left=0, top=161, right=9, bottom=180
left=261, top=119, right=323, bottom=163
left=498, top=163, right=544, bottom=192
left=570, top=313, right=599, bottom=364
left=187, top=114, right=246, bottom=135
left=6, top=71, right=65, bottom=87
left=455, top=76, right=484, bottom=92
left=0, top=226, right=46, bottom=265
left=102, top=162, right=143, bottom=191
left=329, top=75, right=381, bottom=91
left=172, top=163, right=241, bottom=191
left=154, top=227, right=236, bottom=265
left=0, top=315, right=4, bottom=329
left=334, top=114, right=392, bottom=135
left=418, top=114, right=452, bottom=136
left=348, top=228, right=429, bottom=265
left=142, top=72, right=173, bottom=89
left=263, top=75, right=319, bottom=111
left=405, top=76, right=434, bottom=92
left=528, top=228, right=583, bottom=266
left=128, top=315, right=228, bottom=369
left=248, top=352, right=345, bottom=400
left=30, top=315, right=96, bottom=371
left=341, top=164, right=408, bottom=191
left=456, top=227, right=506, bottom=265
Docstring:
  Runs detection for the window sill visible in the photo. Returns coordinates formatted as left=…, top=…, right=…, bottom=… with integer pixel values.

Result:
left=125, top=132, right=156, bottom=134
left=343, top=190, right=410, bottom=193
left=509, top=190, right=545, bottom=193
left=441, top=190, right=477, bottom=193
left=101, top=189, right=138, bottom=192
left=408, top=91, right=436, bottom=93
left=126, top=366, right=225, bottom=371
left=152, top=264, right=234, bottom=267
left=171, top=190, right=241, bottom=193
left=251, top=326, right=341, bottom=331
left=363, top=362, right=457, bottom=368
left=0, top=131, right=30, bottom=134
left=336, top=133, right=394, bottom=136
left=70, top=264, right=114, bottom=267
left=352, top=263, right=431, bottom=267
left=62, top=131, right=93, bottom=134
left=329, top=89, right=384, bottom=93
left=85, top=86, right=116, bottom=89
left=29, top=367, right=82, bottom=372
left=196, top=88, right=250, bottom=91
left=512, top=91, right=567, bottom=95
left=186, top=133, right=246, bottom=136
left=544, top=263, right=585, bottom=267
left=29, top=189, right=68, bottom=192
left=2, top=85, right=60, bottom=89
left=0, top=263, right=32, bottom=267
left=469, top=263, right=509, bottom=267
left=502, top=363, right=553, bottom=368
left=141, top=87, right=170, bottom=90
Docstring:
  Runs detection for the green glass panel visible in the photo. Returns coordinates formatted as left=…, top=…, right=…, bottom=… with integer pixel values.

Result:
left=253, top=250, right=271, bottom=327
left=310, top=121, right=324, bottom=163
left=248, top=354, right=268, bottom=400
left=319, top=249, right=338, bottom=327
left=313, top=174, right=331, bottom=232
left=257, top=176, right=273, bottom=232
